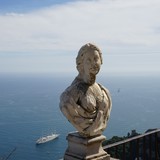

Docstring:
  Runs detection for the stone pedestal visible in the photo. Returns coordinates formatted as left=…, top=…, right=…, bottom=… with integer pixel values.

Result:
left=64, top=132, right=110, bottom=160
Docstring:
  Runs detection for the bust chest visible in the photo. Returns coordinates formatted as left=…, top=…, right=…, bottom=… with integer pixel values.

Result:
left=78, top=83, right=104, bottom=113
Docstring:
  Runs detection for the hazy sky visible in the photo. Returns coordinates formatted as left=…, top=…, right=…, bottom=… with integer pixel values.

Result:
left=0, top=0, right=160, bottom=75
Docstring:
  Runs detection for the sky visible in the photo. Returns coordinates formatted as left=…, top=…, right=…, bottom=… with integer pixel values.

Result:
left=0, top=0, right=160, bottom=75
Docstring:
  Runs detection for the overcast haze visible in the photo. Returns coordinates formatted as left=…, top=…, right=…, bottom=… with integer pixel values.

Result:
left=0, top=0, right=160, bottom=75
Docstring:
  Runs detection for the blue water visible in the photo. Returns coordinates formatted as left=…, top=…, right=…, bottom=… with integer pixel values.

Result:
left=0, top=73, right=160, bottom=160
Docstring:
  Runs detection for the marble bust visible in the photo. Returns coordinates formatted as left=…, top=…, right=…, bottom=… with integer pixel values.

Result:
left=59, top=43, right=112, bottom=137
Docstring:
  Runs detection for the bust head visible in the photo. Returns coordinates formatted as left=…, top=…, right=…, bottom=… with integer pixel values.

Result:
left=76, top=43, right=103, bottom=84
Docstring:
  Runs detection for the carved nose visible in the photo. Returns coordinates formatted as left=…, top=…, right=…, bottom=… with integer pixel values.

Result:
left=92, top=62, right=97, bottom=67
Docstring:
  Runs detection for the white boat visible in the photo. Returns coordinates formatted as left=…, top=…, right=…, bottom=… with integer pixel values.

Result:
left=36, top=133, right=59, bottom=145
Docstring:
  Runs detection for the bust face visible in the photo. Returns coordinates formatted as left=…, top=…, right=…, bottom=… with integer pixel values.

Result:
left=83, top=50, right=101, bottom=76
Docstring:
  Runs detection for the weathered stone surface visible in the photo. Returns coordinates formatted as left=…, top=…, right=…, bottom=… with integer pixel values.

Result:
left=59, top=43, right=112, bottom=160
left=59, top=43, right=112, bottom=137
left=64, top=132, right=110, bottom=160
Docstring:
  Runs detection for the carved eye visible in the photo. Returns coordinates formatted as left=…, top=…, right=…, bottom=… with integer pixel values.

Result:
left=94, top=58, right=98, bottom=63
left=94, top=55, right=99, bottom=63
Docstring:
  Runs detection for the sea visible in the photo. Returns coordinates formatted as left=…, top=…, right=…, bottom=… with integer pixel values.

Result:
left=0, top=73, right=160, bottom=160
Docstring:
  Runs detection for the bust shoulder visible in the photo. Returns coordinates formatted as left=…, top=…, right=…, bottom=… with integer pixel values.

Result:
left=97, top=83, right=112, bottom=104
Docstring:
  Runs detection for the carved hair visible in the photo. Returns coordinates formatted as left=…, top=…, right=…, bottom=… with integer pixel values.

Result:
left=76, top=43, right=103, bottom=73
